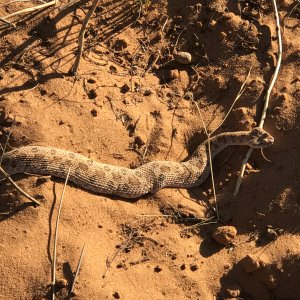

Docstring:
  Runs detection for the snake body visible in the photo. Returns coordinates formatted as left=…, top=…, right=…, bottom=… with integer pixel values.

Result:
left=0, top=128, right=274, bottom=198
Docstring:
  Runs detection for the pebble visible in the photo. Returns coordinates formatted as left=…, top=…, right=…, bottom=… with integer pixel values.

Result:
left=212, top=226, right=237, bottom=245
left=113, top=38, right=128, bottom=51
left=120, top=84, right=130, bottom=94
left=87, top=89, right=97, bottom=99
left=169, top=69, right=179, bottom=80
left=91, top=109, right=97, bottom=117
left=144, top=89, right=153, bottom=96
left=226, top=282, right=241, bottom=297
left=154, top=265, right=162, bottom=273
left=190, top=264, right=199, bottom=271
left=56, top=278, right=68, bottom=288
left=174, top=51, right=192, bottom=64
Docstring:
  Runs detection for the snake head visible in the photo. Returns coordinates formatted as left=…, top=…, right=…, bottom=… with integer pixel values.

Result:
left=249, top=127, right=274, bottom=148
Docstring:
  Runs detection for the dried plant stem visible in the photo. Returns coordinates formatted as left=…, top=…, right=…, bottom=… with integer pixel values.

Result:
left=192, top=101, right=219, bottom=219
left=69, top=244, right=86, bottom=295
left=0, top=122, right=40, bottom=205
left=71, top=0, right=100, bottom=76
left=52, top=167, right=71, bottom=300
left=210, top=66, right=252, bottom=136
left=191, top=67, right=252, bottom=220
left=0, top=0, right=57, bottom=20
left=0, top=166, right=40, bottom=205
left=233, top=0, right=282, bottom=197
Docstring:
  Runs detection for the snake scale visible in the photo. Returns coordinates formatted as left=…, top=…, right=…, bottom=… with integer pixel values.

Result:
left=0, top=128, right=274, bottom=198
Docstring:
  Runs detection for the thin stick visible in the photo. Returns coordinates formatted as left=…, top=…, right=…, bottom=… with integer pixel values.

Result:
left=69, top=244, right=86, bottom=295
left=190, top=66, right=252, bottom=219
left=0, top=120, right=15, bottom=165
left=0, top=0, right=56, bottom=20
left=192, top=100, right=219, bottom=219
left=0, top=16, right=16, bottom=27
left=0, top=166, right=40, bottom=205
left=234, top=0, right=282, bottom=196
left=0, top=122, right=40, bottom=205
left=210, top=66, right=252, bottom=136
left=52, top=167, right=71, bottom=300
left=71, top=0, right=100, bottom=76
left=283, top=0, right=300, bottom=33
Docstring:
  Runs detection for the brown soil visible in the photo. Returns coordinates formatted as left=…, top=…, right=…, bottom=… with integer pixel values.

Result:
left=0, top=1, right=299, bottom=299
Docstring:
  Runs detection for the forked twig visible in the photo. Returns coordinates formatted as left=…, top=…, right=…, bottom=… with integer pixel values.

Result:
left=0, top=167, right=41, bottom=205
left=233, top=0, right=282, bottom=196
left=52, top=167, right=71, bottom=300
left=71, top=0, right=100, bottom=76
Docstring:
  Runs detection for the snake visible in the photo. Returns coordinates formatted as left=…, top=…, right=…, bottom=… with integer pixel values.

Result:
left=0, top=128, right=274, bottom=198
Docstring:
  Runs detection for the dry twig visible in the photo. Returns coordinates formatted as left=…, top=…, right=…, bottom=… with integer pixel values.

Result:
left=0, top=0, right=57, bottom=21
left=0, top=122, right=40, bottom=205
left=69, top=244, right=86, bottom=295
left=0, top=166, right=41, bottom=205
left=192, top=66, right=252, bottom=220
left=233, top=0, right=282, bottom=196
left=71, top=0, right=100, bottom=76
left=52, top=167, right=71, bottom=300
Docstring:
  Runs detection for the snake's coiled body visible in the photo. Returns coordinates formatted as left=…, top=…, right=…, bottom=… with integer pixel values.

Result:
left=0, top=128, right=274, bottom=198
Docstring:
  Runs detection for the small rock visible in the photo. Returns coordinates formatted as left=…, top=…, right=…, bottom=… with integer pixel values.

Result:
left=91, top=109, right=97, bottom=117
left=190, top=264, right=199, bottom=271
left=212, top=226, right=237, bottom=245
left=112, top=291, right=121, bottom=299
left=226, top=281, right=241, bottom=297
left=40, top=88, right=47, bottom=96
left=87, top=78, right=96, bottom=84
left=56, top=278, right=68, bottom=288
left=266, top=228, right=278, bottom=241
left=5, top=114, right=15, bottom=125
left=144, top=89, right=153, bottom=96
left=154, top=265, right=162, bottom=273
left=87, top=89, right=97, bottom=99
left=168, top=69, right=179, bottom=80
left=150, top=33, right=163, bottom=44
left=112, top=38, right=128, bottom=51
left=241, top=254, right=261, bottom=274
left=174, top=51, right=192, bottom=64
left=121, top=84, right=130, bottom=94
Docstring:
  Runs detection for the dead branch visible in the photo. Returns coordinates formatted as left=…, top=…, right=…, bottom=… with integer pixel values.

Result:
left=233, top=0, right=282, bottom=196
left=71, top=0, right=100, bottom=76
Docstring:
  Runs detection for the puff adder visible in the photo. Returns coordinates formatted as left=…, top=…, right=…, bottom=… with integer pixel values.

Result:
left=0, top=128, right=274, bottom=198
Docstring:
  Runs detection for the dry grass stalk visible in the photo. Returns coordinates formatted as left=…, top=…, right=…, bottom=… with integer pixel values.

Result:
left=192, top=67, right=252, bottom=220
left=69, top=244, right=86, bottom=295
left=233, top=0, right=282, bottom=196
left=0, top=122, right=40, bottom=205
left=0, top=0, right=57, bottom=20
left=52, top=167, right=71, bottom=300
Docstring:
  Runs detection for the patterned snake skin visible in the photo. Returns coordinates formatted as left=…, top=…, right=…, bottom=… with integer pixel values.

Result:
left=0, top=128, right=274, bottom=198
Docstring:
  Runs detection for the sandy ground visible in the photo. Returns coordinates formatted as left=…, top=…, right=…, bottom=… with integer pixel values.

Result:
left=0, top=0, right=300, bottom=299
